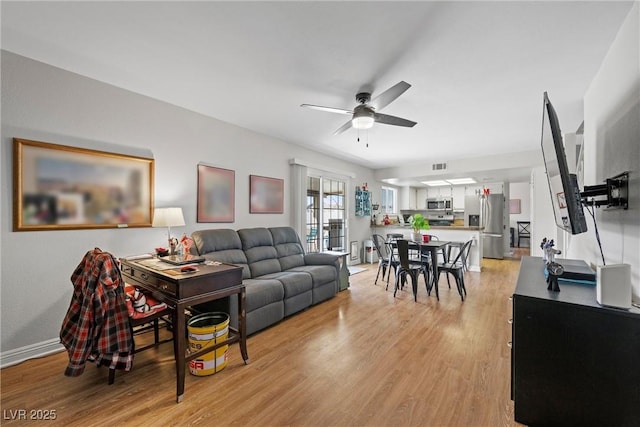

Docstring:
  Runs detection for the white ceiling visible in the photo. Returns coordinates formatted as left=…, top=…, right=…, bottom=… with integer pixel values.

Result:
left=1, top=1, right=634, bottom=185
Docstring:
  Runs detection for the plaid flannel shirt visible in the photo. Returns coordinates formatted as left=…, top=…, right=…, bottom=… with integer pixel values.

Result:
left=60, top=248, right=133, bottom=377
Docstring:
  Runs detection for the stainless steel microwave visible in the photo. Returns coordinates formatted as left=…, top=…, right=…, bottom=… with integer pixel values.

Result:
left=426, top=198, right=452, bottom=211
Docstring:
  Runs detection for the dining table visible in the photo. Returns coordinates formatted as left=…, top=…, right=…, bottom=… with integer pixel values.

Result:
left=388, top=239, right=451, bottom=293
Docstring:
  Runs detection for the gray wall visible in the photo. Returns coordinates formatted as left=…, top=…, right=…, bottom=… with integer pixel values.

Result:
left=0, top=51, right=376, bottom=364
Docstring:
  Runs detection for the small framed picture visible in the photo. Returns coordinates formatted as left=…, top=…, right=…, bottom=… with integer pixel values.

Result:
left=509, top=199, right=521, bottom=214
left=250, top=175, right=284, bottom=214
left=197, top=164, right=235, bottom=222
left=557, top=192, right=567, bottom=209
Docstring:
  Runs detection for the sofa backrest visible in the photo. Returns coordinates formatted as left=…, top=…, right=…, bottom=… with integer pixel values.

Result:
left=238, top=228, right=281, bottom=277
left=269, top=226, right=306, bottom=270
left=191, top=229, right=252, bottom=279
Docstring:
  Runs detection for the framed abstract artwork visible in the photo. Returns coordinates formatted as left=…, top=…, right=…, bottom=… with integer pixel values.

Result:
left=197, top=164, right=235, bottom=222
left=250, top=175, right=283, bottom=214
left=13, top=138, right=153, bottom=231
left=509, top=199, right=522, bottom=214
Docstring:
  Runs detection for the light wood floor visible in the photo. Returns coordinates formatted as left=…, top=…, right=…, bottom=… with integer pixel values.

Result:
left=1, top=250, right=528, bottom=426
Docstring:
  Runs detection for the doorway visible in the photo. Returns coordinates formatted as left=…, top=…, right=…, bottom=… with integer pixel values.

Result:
left=305, top=176, right=346, bottom=253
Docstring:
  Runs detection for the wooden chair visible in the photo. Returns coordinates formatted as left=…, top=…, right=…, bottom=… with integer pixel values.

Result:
left=517, top=221, right=531, bottom=247
left=108, top=303, right=173, bottom=384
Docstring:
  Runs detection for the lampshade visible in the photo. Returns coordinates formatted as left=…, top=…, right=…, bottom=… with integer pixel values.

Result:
left=152, top=207, right=185, bottom=228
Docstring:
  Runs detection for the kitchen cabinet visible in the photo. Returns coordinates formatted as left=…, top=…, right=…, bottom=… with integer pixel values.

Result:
left=355, top=189, right=371, bottom=216
left=452, top=186, right=465, bottom=210
left=398, top=186, right=415, bottom=210
left=416, top=188, right=428, bottom=208
left=426, top=187, right=453, bottom=200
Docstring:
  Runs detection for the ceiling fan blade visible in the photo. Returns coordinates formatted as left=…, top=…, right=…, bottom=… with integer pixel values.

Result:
left=300, top=104, right=353, bottom=115
left=333, top=120, right=353, bottom=135
left=374, top=113, right=417, bottom=128
left=370, top=81, right=411, bottom=111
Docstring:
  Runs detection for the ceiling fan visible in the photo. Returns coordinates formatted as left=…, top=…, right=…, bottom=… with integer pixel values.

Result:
left=301, top=81, right=417, bottom=135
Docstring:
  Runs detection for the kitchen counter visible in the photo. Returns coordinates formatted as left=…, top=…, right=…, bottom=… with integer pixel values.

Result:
left=370, top=224, right=483, bottom=272
left=371, top=224, right=483, bottom=231
left=431, top=225, right=484, bottom=231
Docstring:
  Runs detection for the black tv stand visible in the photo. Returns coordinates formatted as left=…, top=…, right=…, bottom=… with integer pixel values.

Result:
left=511, top=256, right=640, bottom=426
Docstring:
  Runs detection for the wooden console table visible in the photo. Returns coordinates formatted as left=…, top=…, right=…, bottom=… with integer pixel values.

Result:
left=511, top=256, right=640, bottom=425
left=120, top=258, right=248, bottom=403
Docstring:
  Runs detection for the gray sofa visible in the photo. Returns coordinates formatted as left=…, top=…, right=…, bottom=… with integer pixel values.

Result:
left=191, top=226, right=340, bottom=335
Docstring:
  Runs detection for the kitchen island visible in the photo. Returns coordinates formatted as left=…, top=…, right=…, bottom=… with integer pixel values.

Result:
left=370, top=224, right=483, bottom=272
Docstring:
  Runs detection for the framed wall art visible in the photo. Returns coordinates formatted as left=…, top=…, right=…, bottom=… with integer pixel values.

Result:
left=197, top=164, right=235, bottom=222
left=509, top=199, right=522, bottom=214
left=13, top=138, right=154, bottom=231
left=250, top=175, right=284, bottom=214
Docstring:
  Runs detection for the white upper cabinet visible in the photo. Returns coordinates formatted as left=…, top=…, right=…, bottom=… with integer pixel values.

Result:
left=452, top=186, right=465, bottom=210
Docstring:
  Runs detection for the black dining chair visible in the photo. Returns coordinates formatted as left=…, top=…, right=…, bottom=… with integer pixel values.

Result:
left=446, top=239, right=472, bottom=272
left=394, top=240, right=428, bottom=302
left=386, top=233, right=404, bottom=241
left=517, top=221, right=531, bottom=247
left=461, top=239, right=473, bottom=272
left=435, top=239, right=473, bottom=301
left=372, top=234, right=398, bottom=287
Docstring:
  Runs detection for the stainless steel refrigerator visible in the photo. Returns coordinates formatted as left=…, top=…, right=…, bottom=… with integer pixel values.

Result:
left=480, top=194, right=505, bottom=259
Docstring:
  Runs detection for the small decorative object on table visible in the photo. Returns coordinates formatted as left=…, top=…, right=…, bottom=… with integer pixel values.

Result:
left=546, top=262, right=564, bottom=292
left=180, top=234, right=194, bottom=255
left=155, top=247, right=169, bottom=257
left=169, top=237, right=179, bottom=255
left=541, top=238, right=563, bottom=292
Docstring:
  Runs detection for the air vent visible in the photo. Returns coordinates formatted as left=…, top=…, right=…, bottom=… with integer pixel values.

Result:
left=432, top=163, right=447, bottom=171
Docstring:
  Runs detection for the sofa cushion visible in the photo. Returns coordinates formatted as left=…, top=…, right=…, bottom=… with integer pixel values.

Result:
left=238, top=228, right=281, bottom=278
left=192, top=228, right=241, bottom=254
left=191, top=229, right=251, bottom=279
left=259, top=271, right=313, bottom=298
left=289, top=265, right=336, bottom=288
left=270, top=226, right=306, bottom=270
left=243, top=278, right=285, bottom=313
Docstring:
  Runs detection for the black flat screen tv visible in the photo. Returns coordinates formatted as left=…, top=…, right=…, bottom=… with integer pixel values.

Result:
left=540, top=92, right=587, bottom=235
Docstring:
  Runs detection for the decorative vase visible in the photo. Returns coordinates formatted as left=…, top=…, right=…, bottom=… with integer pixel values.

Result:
left=412, top=232, right=422, bottom=242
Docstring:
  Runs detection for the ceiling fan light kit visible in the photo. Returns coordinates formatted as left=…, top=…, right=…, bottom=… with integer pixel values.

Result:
left=301, top=81, right=417, bottom=135
left=352, top=106, right=375, bottom=129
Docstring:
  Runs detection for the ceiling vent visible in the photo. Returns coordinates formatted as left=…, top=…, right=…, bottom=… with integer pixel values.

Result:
left=432, top=162, right=447, bottom=171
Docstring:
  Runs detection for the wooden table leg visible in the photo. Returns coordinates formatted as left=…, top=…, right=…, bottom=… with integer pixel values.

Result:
left=175, top=305, right=186, bottom=403
left=238, top=287, right=249, bottom=364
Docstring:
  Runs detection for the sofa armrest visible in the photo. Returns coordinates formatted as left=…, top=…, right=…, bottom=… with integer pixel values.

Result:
left=304, top=252, right=338, bottom=265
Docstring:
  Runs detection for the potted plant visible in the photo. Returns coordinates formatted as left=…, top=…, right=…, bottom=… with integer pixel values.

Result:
left=409, top=213, right=430, bottom=242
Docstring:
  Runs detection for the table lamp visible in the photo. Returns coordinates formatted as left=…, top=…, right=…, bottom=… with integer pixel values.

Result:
left=152, top=207, right=185, bottom=255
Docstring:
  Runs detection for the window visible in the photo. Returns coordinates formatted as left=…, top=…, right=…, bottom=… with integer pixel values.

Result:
left=305, top=176, right=346, bottom=253
left=381, top=186, right=397, bottom=214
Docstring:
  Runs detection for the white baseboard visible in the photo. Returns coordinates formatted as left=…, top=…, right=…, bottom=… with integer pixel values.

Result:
left=1, top=338, right=64, bottom=369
